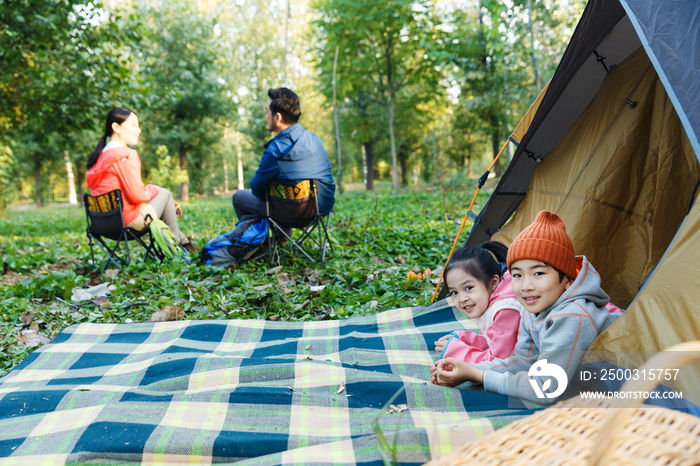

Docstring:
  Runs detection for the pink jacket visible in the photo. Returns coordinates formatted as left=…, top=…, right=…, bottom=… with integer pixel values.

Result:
left=441, top=271, right=523, bottom=364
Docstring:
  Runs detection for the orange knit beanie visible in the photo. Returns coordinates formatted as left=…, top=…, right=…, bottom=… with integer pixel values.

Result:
left=507, top=210, right=577, bottom=279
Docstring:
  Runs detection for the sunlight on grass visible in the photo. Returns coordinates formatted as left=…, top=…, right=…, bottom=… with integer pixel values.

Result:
left=0, top=185, right=492, bottom=375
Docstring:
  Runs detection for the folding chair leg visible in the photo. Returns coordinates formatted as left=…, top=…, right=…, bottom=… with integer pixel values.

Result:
left=320, top=214, right=333, bottom=263
left=91, top=233, right=129, bottom=270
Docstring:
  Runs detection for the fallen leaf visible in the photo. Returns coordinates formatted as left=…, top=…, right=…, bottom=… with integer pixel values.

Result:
left=430, top=278, right=441, bottom=285
left=265, top=266, right=282, bottom=275
left=150, top=305, right=184, bottom=322
left=212, top=277, right=222, bottom=282
left=395, top=255, right=406, bottom=265
left=343, top=240, right=357, bottom=247
left=30, top=322, right=39, bottom=331
left=308, top=290, right=322, bottom=299
left=283, top=288, right=294, bottom=295
left=267, top=314, right=280, bottom=321
left=277, top=273, right=295, bottom=288
left=253, top=284, right=274, bottom=292
left=336, top=383, right=345, bottom=394
left=387, top=404, right=408, bottom=414
left=303, top=356, right=312, bottom=361
left=411, top=266, right=422, bottom=274
left=104, top=269, right=119, bottom=278
left=305, top=269, right=321, bottom=286
left=309, top=285, right=326, bottom=292
left=294, top=300, right=310, bottom=311
left=370, top=300, right=379, bottom=308
left=93, top=296, right=110, bottom=307
left=72, top=240, right=80, bottom=248
left=19, top=312, right=33, bottom=325
left=17, top=329, right=51, bottom=347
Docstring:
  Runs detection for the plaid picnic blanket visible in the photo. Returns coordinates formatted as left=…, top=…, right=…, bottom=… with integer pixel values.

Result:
left=0, top=299, right=539, bottom=465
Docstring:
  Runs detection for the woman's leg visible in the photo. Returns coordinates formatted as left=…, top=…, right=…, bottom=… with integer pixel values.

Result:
left=147, top=188, right=189, bottom=244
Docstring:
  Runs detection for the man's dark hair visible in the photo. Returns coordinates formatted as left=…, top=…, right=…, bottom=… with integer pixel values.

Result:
left=268, top=87, right=301, bottom=124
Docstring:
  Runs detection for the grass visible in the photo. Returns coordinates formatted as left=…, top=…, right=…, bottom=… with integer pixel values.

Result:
left=0, top=182, right=492, bottom=376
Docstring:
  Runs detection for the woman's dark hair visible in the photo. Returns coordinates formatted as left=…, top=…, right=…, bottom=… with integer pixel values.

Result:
left=87, top=107, right=134, bottom=169
left=267, top=87, right=301, bottom=124
left=444, top=241, right=508, bottom=289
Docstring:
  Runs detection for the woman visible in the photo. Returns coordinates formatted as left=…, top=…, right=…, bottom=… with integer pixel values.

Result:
left=85, top=107, right=198, bottom=252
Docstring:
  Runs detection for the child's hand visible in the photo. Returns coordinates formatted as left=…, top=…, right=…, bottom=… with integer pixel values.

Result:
left=434, top=335, right=451, bottom=354
left=174, top=202, right=183, bottom=218
left=429, top=363, right=439, bottom=384
left=433, top=358, right=484, bottom=387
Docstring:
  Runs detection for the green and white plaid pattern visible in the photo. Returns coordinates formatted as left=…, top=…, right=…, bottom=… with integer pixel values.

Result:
left=0, top=300, right=539, bottom=465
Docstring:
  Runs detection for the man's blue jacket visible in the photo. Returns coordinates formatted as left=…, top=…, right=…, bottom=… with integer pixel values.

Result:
left=250, top=124, right=335, bottom=215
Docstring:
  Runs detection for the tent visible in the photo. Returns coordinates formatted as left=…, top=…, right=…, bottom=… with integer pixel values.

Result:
left=463, top=0, right=700, bottom=409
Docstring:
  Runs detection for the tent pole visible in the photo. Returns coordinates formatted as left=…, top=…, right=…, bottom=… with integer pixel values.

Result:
left=431, top=139, right=510, bottom=303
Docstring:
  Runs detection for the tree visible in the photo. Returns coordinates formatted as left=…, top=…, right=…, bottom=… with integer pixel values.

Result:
left=0, top=1, right=144, bottom=206
left=313, top=0, right=444, bottom=190
left=136, top=0, right=234, bottom=201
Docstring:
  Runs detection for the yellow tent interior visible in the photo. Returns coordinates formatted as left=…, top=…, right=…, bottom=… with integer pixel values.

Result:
left=463, top=0, right=700, bottom=411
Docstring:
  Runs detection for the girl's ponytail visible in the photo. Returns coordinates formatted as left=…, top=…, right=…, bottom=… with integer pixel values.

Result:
left=86, top=107, right=135, bottom=169
left=477, top=240, right=508, bottom=272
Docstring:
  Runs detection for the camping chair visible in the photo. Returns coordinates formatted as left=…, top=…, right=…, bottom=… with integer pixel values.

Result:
left=83, top=189, right=163, bottom=270
left=265, top=179, right=332, bottom=264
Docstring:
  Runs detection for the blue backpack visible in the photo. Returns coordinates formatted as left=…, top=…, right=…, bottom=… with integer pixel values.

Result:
left=199, top=215, right=268, bottom=266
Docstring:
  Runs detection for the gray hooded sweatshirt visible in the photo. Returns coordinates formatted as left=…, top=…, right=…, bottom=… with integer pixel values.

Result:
left=472, top=256, right=619, bottom=404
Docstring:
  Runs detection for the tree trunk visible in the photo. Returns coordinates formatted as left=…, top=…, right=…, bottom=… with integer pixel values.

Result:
left=33, top=159, right=42, bottom=208
left=64, top=152, right=77, bottom=205
left=432, top=130, right=438, bottom=183
left=364, top=141, right=374, bottom=191
left=179, top=144, right=189, bottom=201
left=75, top=161, right=85, bottom=201
left=400, top=156, right=408, bottom=186
left=388, top=93, right=399, bottom=190
left=332, top=45, right=342, bottom=194
left=528, top=0, right=540, bottom=91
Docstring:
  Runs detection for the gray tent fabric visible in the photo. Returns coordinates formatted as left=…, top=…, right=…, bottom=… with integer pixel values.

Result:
left=620, top=0, right=700, bottom=161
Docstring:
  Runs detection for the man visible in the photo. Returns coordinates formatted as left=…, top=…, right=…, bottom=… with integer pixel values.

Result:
left=232, top=87, right=335, bottom=223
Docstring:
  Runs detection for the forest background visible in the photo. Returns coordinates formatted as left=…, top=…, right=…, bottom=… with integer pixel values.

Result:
left=0, top=0, right=585, bottom=374
left=0, top=0, right=586, bottom=210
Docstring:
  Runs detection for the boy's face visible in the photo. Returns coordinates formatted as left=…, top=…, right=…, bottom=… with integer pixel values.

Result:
left=510, top=259, right=572, bottom=314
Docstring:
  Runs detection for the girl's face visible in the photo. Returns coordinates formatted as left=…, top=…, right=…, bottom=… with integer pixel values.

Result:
left=445, top=268, right=499, bottom=319
left=111, top=112, right=141, bottom=146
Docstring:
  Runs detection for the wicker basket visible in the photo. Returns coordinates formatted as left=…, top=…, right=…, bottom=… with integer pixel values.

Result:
left=426, top=341, right=700, bottom=466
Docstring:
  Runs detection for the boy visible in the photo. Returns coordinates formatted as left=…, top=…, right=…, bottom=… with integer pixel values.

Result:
left=432, top=210, right=619, bottom=403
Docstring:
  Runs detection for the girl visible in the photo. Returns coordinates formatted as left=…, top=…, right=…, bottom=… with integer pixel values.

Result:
left=85, top=107, right=198, bottom=252
left=433, top=241, right=524, bottom=365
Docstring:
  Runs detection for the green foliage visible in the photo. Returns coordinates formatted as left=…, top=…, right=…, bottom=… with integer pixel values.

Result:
left=146, top=146, right=189, bottom=193
left=0, top=184, right=491, bottom=375
left=135, top=0, right=235, bottom=199
left=0, top=0, right=146, bottom=206
left=313, top=0, right=447, bottom=189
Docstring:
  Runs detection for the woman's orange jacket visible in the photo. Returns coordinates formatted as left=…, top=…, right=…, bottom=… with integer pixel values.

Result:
left=85, top=146, right=159, bottom=225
